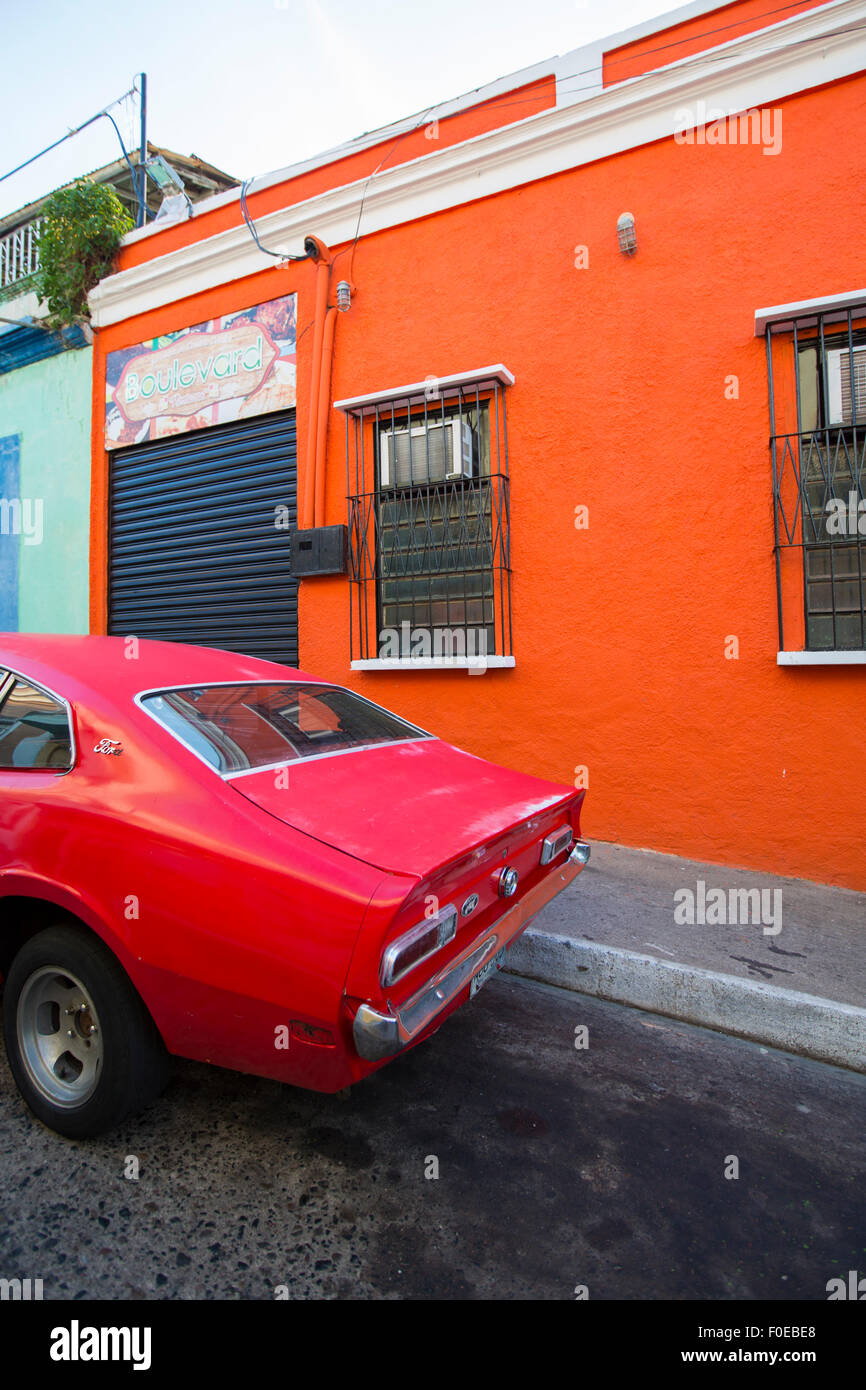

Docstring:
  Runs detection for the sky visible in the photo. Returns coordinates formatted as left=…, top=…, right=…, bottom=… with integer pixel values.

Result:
left=0, top=0, right=678, bottom=219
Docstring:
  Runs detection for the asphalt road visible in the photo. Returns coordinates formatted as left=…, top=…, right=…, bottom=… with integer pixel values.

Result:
left=0, top=974, right=864, bottom=1301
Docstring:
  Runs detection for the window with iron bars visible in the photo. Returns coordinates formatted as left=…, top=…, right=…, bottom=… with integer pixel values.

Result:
left=338, top=371, right=513, bottom=665
left=766, top=303, right=866, bottom=651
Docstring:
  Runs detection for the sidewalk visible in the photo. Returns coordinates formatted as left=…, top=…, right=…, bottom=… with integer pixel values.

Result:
left=505, top=841, right=866, bottom=1072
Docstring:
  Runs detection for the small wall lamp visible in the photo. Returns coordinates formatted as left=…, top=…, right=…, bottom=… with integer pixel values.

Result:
left=336, top=280, right=353, bottom=312
left=617, top=212, right=637, bottom=256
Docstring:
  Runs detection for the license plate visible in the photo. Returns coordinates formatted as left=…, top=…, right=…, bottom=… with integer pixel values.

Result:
left=470, top=947, right=506, bottom=998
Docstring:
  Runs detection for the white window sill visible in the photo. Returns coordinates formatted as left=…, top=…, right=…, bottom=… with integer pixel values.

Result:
left=351, top=656, right=516, bottom=671
left=777, top=650, right=866, bottom=665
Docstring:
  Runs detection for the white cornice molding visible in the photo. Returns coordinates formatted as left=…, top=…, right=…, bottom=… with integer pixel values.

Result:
left=90, top=0, right=866, bottom=330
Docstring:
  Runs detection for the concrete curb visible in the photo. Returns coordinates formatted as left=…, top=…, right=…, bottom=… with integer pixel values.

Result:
left=504, top=930, right=866, bottom=1074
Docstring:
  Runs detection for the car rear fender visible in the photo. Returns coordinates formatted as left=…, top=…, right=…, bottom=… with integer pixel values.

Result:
left=0, top=869, right=139, bottom=981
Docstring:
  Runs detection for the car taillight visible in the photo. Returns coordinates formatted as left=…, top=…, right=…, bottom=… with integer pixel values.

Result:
left=539, top=824, right=573, bottom=865
left=380, top=904, right=458, bottom=988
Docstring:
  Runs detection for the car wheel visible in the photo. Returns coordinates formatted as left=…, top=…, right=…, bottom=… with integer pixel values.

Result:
left=2, top=926, right=170, bottom=1138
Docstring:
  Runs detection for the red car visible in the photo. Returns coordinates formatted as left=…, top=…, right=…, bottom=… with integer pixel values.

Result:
left=0, top=636, right=589, bottom=1137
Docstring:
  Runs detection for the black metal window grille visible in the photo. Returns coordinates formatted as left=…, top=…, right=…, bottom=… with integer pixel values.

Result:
left=766, top=304, right=866, bottom=650
left=343, top=376, right=512, bottom=663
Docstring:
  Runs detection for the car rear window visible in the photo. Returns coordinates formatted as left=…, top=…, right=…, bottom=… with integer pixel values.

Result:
left=140, top=682, right=428, bottom=775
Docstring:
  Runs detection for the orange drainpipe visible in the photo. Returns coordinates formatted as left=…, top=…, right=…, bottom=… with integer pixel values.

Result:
left=302, top=236, right=333, bottom=529
left=314, top=304, right=337, bottom=527
left=89, top=324, right=109, bottom=633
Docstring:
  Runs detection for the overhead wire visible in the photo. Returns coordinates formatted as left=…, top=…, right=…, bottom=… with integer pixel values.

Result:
left=0, top=85, right=139, bottom=187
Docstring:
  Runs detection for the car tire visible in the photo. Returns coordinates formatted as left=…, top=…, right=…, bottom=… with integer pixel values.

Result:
left=2, top=925, right=170, bottom=1138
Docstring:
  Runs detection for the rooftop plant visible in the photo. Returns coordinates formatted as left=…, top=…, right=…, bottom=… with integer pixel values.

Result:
left=35, top=178, right=132, bottom=328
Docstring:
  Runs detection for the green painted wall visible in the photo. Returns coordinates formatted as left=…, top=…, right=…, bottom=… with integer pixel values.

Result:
left=0, top=346, right=91, bottom=633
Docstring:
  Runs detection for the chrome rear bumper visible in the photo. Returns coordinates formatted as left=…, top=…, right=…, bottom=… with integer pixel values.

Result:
left=353, top=841, right=590, bottom=1061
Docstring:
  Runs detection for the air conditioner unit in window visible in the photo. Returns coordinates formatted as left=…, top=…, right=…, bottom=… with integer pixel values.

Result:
left=380, top=418, right=477, bottom=488
left=827, top=345, right=866, bottom=426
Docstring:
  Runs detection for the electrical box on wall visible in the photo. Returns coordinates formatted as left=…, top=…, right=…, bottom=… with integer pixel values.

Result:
left=289, top=525, right=348, bottom=577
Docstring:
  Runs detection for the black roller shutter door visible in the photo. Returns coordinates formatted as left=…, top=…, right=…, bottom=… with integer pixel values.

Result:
left=108, top=410, right=298, bottom=666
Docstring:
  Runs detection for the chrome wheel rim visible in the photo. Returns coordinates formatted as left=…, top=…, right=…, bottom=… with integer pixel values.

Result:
left=17, top=967, right=103, bottom=1107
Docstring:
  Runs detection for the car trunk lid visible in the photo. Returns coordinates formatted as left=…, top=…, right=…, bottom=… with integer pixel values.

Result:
left=228, top=738, right=575, bottom=877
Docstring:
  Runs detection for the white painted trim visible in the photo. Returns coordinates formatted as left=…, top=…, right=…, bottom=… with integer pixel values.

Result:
left=89, top=1, right=866, bottom=329
left=334, top=364, right=514, bottom=414
left=601, top=0, right=760, bottom=50
left=755, top=287, right=866, bottom=334
left=351, top=657, right=516, bottom=671
left=777, top=650, right=866, bottom=664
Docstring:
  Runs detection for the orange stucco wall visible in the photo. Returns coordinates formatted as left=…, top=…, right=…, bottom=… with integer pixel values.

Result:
left=602, top=0, right=830, bottom=85
left=92, top=67, right=866, bottom=891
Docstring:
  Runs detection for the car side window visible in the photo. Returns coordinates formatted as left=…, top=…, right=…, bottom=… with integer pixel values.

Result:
left=0, top=678, right=73, bottom=771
